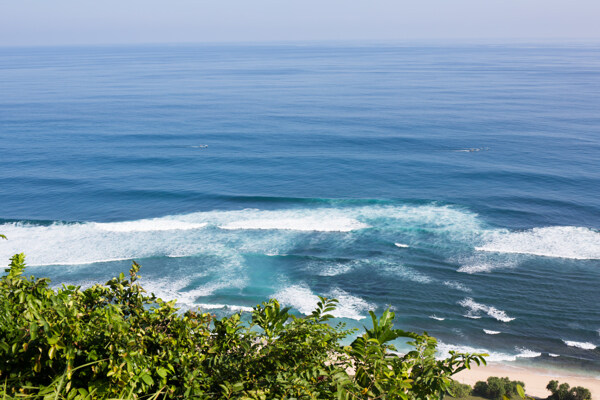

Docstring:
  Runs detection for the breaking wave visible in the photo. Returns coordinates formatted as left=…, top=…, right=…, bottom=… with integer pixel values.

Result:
left=220, top=217, right=369, bottom=232
left=316, top=261, right=359, bottom=277
left=0, top=203, right=482, bottom=266
left=94, top=219, right=207, bottom=232
left=272, top=285, right=373, bottom=320
left=457, top=263, right=497, bottom=274
left=197, top=303, right=254, bottom=313
left=459, top=298, right=515, bottom=322
left=443, top=281, right=472, bottom=292
left=436, top=342, right=541, bottom=362
left=476, top=226, right=600, bottom=260
left=563, top=340, right=597, bottom=350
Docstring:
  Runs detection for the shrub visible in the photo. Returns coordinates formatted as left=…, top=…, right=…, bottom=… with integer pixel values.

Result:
left=0, top=254, right=487, bottom=399
left=546, top=380, right=592, bottom=400
left=473, top=376, right=525, bottom=400
left=447, top=379, right=472, bottom=398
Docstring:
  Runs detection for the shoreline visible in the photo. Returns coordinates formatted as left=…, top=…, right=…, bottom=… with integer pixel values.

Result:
left=454, top=362, right=600, bottom=398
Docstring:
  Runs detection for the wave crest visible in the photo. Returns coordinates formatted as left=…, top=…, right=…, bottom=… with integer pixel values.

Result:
left=436, top=342, right=540, bottom=362
left=563, top=340, right=597, bottom=350
left=220, top=216, right=368, bottom=232
left=272, top=285, right=373, bottom=320
left=476, top=226, right=600, bottom=260
left=483, top=329, right=501, bottom=335
left=94, top=220, right=207, bottom=232
left=459, top=297, right=515, bottom=322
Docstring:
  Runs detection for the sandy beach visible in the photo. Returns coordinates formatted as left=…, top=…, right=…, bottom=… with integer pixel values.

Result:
left=455, top=362, right=600, bottom=398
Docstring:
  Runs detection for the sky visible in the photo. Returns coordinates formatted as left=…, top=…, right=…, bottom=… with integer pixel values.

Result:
left=1, top=0, right=599, bottom=46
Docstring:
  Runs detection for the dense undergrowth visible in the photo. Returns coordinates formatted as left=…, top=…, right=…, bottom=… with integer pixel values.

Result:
left=0, top=251, right=490, bottom=399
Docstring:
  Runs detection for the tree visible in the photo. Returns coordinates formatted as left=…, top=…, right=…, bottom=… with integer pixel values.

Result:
left=547, top=380, right=592, bottom=400
left=473, top=377, right=525, bottom=400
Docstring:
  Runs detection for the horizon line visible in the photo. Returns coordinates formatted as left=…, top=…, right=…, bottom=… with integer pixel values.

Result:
left=2, top=37, right=600, bottom=49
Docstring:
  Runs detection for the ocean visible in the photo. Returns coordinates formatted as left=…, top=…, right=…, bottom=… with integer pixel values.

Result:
left=1, top=43, right=599, bottom=373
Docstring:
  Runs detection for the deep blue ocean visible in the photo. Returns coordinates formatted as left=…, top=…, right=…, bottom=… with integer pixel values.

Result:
left=1, top=43, right=599, bottom=373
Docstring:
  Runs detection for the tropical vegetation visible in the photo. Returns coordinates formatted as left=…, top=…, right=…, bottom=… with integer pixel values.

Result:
left=472, top=377, right=525, bottom=400
left=0, top=250, right=487, bottom=399
left=546, top=380, right=592, bottom=400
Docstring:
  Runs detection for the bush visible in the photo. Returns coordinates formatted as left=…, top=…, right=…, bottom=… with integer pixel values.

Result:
left=473, top=376, right=525, bottom=400
left=447, top=380, right=472, bottom=398
left=0, top=254, right=487, bottom=399
left=547, top=380, right=592, bottom=400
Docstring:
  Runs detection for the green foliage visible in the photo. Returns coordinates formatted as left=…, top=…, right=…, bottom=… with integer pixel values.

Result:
left=546, top=380, right=592, bottom=400
left=446, top=380, right=472, bottom=398
left=1, top=256, right=212, bottom=398
left=473, top=377, right=525, bottom=400
left=1, top=254, right=487, bottom=399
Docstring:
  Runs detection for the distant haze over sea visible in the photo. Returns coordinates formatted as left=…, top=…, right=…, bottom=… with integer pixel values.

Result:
left=1, top=43, right=599, bottom=372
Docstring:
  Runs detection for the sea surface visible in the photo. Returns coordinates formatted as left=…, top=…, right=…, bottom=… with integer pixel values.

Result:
left=1, top=43, right=599, bottom=373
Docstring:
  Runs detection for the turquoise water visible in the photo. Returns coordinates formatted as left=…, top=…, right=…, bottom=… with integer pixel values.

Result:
left=1, top=43, right=599, bottom=371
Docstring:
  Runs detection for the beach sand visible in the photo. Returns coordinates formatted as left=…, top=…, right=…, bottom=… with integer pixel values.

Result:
left=455, top=363, right=600, bottom=398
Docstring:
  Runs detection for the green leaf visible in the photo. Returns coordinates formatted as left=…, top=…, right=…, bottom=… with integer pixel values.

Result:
left=140, top=373, right=154, bottom=386
left=30, top=322, right=38, bottom=340
left=47, top=335, right=60, bottom=345
left=517, top=384, right=526, bottom=399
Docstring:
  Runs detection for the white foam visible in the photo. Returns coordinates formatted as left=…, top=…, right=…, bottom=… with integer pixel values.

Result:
left=453, top=148, right=488, bottom=153
left=220, top=217, right=369, bottom=232
left=429, top=315, right=445, bottom=321
left=0, top=220, right=217, bottom=266
left=400, top=269, right=433, bottom=284
left=464, top=314, right=482, bottom=319
left=378, top=260, right=434, bottom=284
left=329, top=288, right=375, bottom=320
left=516, top=348, right=542, bottom=358
left=476, top=226, right=600, bottom=260
left=94, top=220, right=207, bottom=232
left=0, top=203, right=482, bottom=266
left=272, top=285, right=373, bottom=320
left=563, top=340, right=597, bottom=350
left=0, top=210, right=300, bottom=266
left=484, top=329, right=501, bottom=335
left=317, top=261, right=357, bottom=277
left=34, top=257, right=133, bottom=266
left=140, top=273, right=246, bottom=310
left=436, top=342, right=540, bottom=362
left=457, top=263, right=496, bottom=274
left=394, top=243, right=409, bottom=248
left=456, top=255, right=517, bottom=274
left=549, top=353, right=560, bottom=357
left=198, top=303, right=253, bottom=313
left=380, top=204, right=483, bottom=237
left=459, top=297, right=515, bottom=322
left=443, top=281, right=472, bottom=293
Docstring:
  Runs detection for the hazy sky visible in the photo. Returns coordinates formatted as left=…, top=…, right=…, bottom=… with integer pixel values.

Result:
left=1, top=0, right=599, bottom=46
